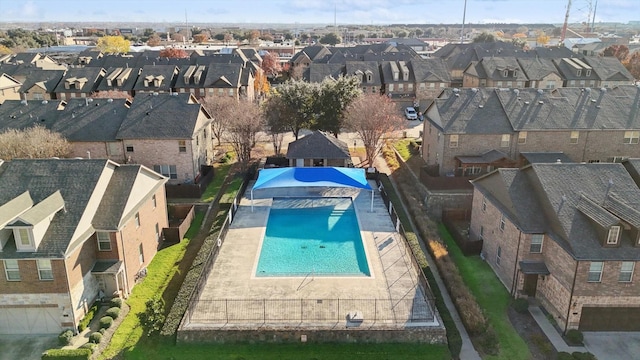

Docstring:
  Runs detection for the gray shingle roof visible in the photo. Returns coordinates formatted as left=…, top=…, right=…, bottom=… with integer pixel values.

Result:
left=516, top=58, right=559, bottom=81
left=411, top=58, right=451, bottom=83
left=345, top=61, right=382, bottom=86
left=583, top=56, right=635, bottom=82
left=475, top=57, right=527, bottom=81
left=92, top=165, right=141, bottom=230
left=54, top=98, right=129, bottom=142
left=95, top=67, right=140, bottom=92
left=132, top=65, right=178, bottom=92
left=16, top=69, right=64, bottom=93
left=53, top=67, right=104, bottom=94
left=203, top=63, right=242, bottom=88
left=116, top=93, right=207, bottom=139
left=305, top=63, right=345, bottom=83
left=286, top=131, right=350, bottom=160
left=520, top=152, right=573, bottom=164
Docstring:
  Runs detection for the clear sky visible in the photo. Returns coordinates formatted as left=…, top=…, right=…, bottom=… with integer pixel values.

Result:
left=0, top=0, right=637, bottom=25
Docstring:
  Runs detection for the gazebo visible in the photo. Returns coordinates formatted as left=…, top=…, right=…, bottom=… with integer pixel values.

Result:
left=250, top=167, right=373, bottom=211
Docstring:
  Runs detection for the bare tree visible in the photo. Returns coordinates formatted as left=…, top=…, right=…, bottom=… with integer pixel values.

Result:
left=0, top=126, right=71, bottom=160
left=262, top=96, right=291, bottom=156
left=343, top=94, right=404, bottom=166
left=224, top=100, right=264, bottom=171
left=200, top=96, right=237, bottom=146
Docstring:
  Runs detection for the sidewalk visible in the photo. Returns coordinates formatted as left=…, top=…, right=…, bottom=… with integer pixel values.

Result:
left=528, top=305, right=587, bottom=353
left=374, top=155, right=481, bottom=360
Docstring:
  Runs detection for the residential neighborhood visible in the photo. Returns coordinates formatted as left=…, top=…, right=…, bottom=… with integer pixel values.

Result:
left=0, top=2, right=639, bottom=359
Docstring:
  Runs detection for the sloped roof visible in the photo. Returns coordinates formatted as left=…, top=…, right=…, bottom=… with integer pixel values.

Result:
left=203, top=63, right=242, bottom=88
left=53, top=67, right=104, bottom=93
left=286, top=131, right=350, bottom=160
left=517, top=58, right=559, bottom=81
left=305, top=63, right=345, bottom=83
left=132, top=65, right=178, bottom=91
left=583, top=56, right=634, bottom=82
left=17, top=69, right=64, bottom=93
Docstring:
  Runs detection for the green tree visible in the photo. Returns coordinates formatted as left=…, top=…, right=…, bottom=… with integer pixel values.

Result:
left=415, top=28, right=423, bottom=37
left=96, top=35, right=130, bottom=53
left=265, top=80, right=318, bottom=140
left=473, top=32, right=496, bottom=43
left=319, top=33, right=341, bottom=45
left=312, top=75, right=363, bottom=137
left=397, top=30, right=408, bottom=38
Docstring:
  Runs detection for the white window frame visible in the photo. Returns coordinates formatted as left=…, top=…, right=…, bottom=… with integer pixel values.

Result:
left=97, top=232, right=112, bottom=251
left=135, top=212, right=140, bottom=228
left=518, top=131, right=527, bottom=144
left=4, top=259, right=20, bottom=281
left=178, top=140, right=187, bottom=153
left=139, top=243, right=145, bottom=264
left=152, top=195, right=157, bottom=209
left=588, top=262, right=603, bottom=282
left=607, top=226, right=621, bottom=245
left=449, top=134, right=459, bottom=148
left=570, top=131, right=579, bottom=144
left=619, top=262, right=634, bottom=282
left=500, top=134, right=510, bottom=148
left=496, top=246, right=502, bottom=266
left=530, top=234, right=544, bottom=253
left=500, top=215, right=506, bottom=231
left=154, top=165, right=178, bottom=180
left=16, top=228, right=32, bottom=248
left=624, top=131, right=639, bottom=144
left=37, top=259, right=53, bottom=281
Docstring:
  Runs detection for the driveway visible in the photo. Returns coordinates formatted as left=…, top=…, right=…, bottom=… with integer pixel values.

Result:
left=583, top=332, right=640, bottom=360
left=0, top=335, right=57, bottom=360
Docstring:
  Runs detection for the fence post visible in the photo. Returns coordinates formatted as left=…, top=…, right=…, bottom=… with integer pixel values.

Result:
left=374, top=299, right=377, bottom=323
left=300, top=299, right=303, bottom=322
left=225, top=299, right=228, bottom=323
left=263, top=299, right=266, bottom=324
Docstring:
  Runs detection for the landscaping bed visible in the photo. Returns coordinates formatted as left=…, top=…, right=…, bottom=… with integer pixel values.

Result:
left=507, top=305, right=557, bottom=360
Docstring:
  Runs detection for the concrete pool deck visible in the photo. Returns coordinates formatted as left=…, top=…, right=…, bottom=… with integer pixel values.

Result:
left=182, top=181, right=438, bottom=330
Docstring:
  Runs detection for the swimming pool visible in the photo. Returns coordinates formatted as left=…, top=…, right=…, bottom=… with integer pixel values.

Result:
left=256, top=197, right=370, bottom=277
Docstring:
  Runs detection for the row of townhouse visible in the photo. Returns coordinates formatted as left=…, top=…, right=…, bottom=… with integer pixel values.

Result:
left=470, top=160, right=640, bottom=332
left=0, top=158, right=168, bottom=334
left=0, top=93, right=213, bottom=184
left=0, top=48, right=261, bottom=103
left=421, top=85, right=640, bottom=177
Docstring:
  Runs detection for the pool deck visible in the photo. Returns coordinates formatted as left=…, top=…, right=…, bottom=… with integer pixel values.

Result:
left=182, top=181, right=437, bottom=330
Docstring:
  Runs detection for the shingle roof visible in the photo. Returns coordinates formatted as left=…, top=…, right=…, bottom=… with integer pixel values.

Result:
left=15, top=69, right=64, bottom=93
left=10, top=190, right=64, bottom=226
left=286, top=131, right=350, bottom=160
left=476, top=57, right=527, bottom=81
left=520, top=152, right=573, bottom=164
left=116, top=93, right=207, bottom=139
left=95, top=67, right=140, bottom=92
left=53, top=67, right=104, bottom=94
left=411, top=58, right=451, bottom=83
left=54, top=98, right=129, bottom=142
left=92, top=165, right=140, bottom=230
left=132, top=65, right=178, bottom=91
left=516, top=58, right=559, bottom=81
left=345, top=61, right=382, bottom=86
left=203, top=63, right=242, bottom=88
left=305, top=63, right=345, bottom=83
left=583, top=56, right=634, bottom=82
left=457, top=149, right=508, bottom=164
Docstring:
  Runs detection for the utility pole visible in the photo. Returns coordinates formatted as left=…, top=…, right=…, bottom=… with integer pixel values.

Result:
left=460, top=0, right=467, bottom=44
left=561, top=0, right=572, bottom=44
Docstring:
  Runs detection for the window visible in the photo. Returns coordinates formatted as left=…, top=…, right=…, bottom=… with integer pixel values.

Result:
left=4, top=259, right=20, bottom=281
left=152, top=195, right=157, bottom=209
left=496, top=246, right=502, bottom=266
left=33, top=93, right=44, bottom=100
left=518, top=132, right=527, bottom=144
left=178, top=140, right=187, bottom=153
left=126, top=145, right=134, bottom=152
left=503, top=70, right=508, bottom=77
left=577, top=69, right=582, bottom=76
left=530, top=234, right=544, bottom=253
left=588, top=262, right=603, bottom=282
left=586, top=69, right=591, bottom=76
left=135, top=212, right=140, bottom=228
left=607, top=226, right=621, bottom=245
left=17, top=228, right=31, bottom=247
left=500, top=134, right=510, bottom=148
left=97, top=232, right=111, bottom=251
left=407, top=83, right=413, bottom=91
left=388, top=84, right=394, bottom=91
left=398, top=84, right=404, bottom=91
left=482, top=197, right=487, bottom=212
left=153, top=165, right=178, bottom=179
left=449, top=135, right=459, bottom=148
left=619, top=262, right=635, bottom=282
left=499, top=215, right=506, bottom=231
left=570, top=131, right=579, bottom=144
left=440, top=82, right=446, bottom=88
left=570, top=80, right=576, bottom=86
left=624, top=131, right=639, bottom=144
left=155, top=223, right=160, bottom=240
left=139, top=244, right=145, bottom=264
left=546, top=80, right=556, bottom=89
left=218, top=88, right=224, bottom=95
left=37, top=259, right=53, bottom=280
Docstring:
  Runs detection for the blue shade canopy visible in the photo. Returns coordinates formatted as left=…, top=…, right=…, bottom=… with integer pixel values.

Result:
left=253, top=167, right=372, bottom=191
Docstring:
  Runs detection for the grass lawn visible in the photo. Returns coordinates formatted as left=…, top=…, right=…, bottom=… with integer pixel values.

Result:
left=123, top=342, right=451, bottom=360
left=99, top=212, right=205, bottom=360
left=200, top=163, right=232, bottom=203
left=439, top=224, right=530, bottom=360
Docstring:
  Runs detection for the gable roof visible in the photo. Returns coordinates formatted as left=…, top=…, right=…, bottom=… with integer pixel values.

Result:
left=53, top=67, right=105, bottom=93
left=286, top=131, right=351, bottom=160
left=16, top=69, right=64, bottom=93
left=132, top=65, right=178, bottom=91
left=583, top=56, right=634, bottom=82
left=516, top=58, right=560, bottom=81
left=203, top=63, right=242, bottom=88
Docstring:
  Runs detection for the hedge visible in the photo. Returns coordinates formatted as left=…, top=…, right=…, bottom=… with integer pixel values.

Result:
left=106, top=307, right=120, bottom=319
left=89, top=332, right=103, bottom=344
left=57, top=329, right=73, bottom=346
left=99, top=316, right=113, bottom=329
left=77, top=304, right=99, bottom=332
left=109, top=297, right=123, bottom=308
left=41, top=348, right=92, bottom=360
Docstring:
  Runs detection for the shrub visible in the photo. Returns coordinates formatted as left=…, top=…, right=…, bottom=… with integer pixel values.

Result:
left=106, top=307, right=120, bottom=319
left=79, top=343, right=97, bottom=353
left=566, top=329, right=584, bottom=345
left=531, top=333, right=553, bottom=356
left=89, top=332, right=102, bottom=344
left=138, top=296, right=165, bottom=336
left=77, top=304, right=99, bottom=332
left=57, top=329, right=74, bottom=346
left=557, top=352, right=574, bottom=360
left=41, top=348, right=92, bottom=359
left=476, top=325, right=499, bottom=356
left=99, top=316, right=113, bottom=329
left=572, top=352, right=597, bottom=360
left=512, top=298, right=529, bottom=314
left=99, top=328, right=106, bottom=334
left=109, top=297, right=122, bottom=308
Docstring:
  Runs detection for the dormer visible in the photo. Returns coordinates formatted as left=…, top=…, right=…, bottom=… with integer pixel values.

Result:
left=399, top=61, right=409, bottom=81
left=602, top=193, right=640, bottom=247
left=503, top=69, right=508, bottom=78
left=513, top=69, right=518, bottom=78
left=390, top=61, right=399, bottom=82
left=64, top=77, right=77, bottom=90
left=365, top=70, right=373, bottom=83
left=5, top=191, right=65, bottom=252
left=153, top=75, right=164, bottom=87
left=0, top=191, right=33, bottom=252
left=183, top=65, right=196, bottom=85
left=193, top=66, right=206, bottom=84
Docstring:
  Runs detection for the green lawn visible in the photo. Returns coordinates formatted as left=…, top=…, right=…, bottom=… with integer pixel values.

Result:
left=200, top=163, right=233, bottom=203
left=99, top=212, right=205, bottom=360
left=122, top=342, right=451, bottom=360
left=438, top=224, right=530, bottom=360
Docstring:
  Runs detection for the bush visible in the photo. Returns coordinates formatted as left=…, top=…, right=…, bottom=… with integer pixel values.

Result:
left=566, top=329, right=584, bottom=345
left=77, top=304, right=99, bottom=332
left=99, top=316, right=113, bottom=329
left=138, top=296, right=165, bottom=336
left=476, top=325, right=499, bottom=356
left=79, top=343, right=97, bottom=353
left=41, top=348, right=92, bottom=359
left=109, top=297, right=123, bottom=308
left=57, top=329, right=74, bottom=346
left=99, top=328, right=106, bottom=334
left=512, top=298, right=529, bottom=314
left=572, top=352, right=597, bottom=360
left=89, top=332, right=102, bottom=344
left=106, top=307, right=120, bottom=319
left=531, top=333, right=553, bottom=356
left=557, top=352, right=574, bottom=360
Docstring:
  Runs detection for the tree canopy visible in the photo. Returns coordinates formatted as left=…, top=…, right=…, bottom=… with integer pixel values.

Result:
left=319, top=33, right=341, bottom=45
left=603, top=45, right=630, bottom=62
left=0, top=126, right=71, bottom=160
left=159, top=48, right=189, bottom=59
left=311, top=75, right=362, bottom=137
left=473, top=32, right=496, bottom=43
left=96, top=36, right=130, bottom=53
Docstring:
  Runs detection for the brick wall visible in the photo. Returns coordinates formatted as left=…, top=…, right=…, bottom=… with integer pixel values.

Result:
left=0, top=258, right=68, bottom=294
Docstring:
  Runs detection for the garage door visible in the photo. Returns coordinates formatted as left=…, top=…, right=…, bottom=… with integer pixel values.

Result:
left=579, top=307, right=640, bottom=331
left=0, top=307, right=62, bottom=334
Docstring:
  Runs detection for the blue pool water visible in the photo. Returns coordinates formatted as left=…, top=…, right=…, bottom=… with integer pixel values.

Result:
left=256, top=198, right=370, bottom=277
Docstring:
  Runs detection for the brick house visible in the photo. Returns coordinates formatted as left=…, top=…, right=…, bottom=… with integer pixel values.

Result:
left=14, top=69, right=65, bottom=101
left=286, top=131, right=352, bottom=167
left=470, top=162, right=640, bottom=332
left=462, top=57, right=527, bottom=89
left=516, top=58, right=562, bottom=89
left=0, top=158, right=168, bottom=334
left=53, top=67, right=106, bottom=100
left=132, top=65, right=179, bottom=96
left=422, top=86, right=640, bottom=176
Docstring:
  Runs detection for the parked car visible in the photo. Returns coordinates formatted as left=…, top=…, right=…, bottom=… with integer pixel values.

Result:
left=404, top=107, right=418, bottom=120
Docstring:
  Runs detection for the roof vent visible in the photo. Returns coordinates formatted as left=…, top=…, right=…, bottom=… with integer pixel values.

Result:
left=538, top=101, right=544, bottom=105
left=513, top=89, right=519, bottom=95
left=537, top=89, right=544, bottom=94
left=471, top=88, right=478, bottom=92
left=591, top=99, right=597, bottom=103
left=478, top=104, right=484, bottom=108
left=556, top=159, right=562, bottom=163
left=42, top=100, right=48, bottom=104
left=153, top=92, right=159, bottom=96
left=524, top=101, right=530, bottom=105
left=601, top=87, right=607, bottom=92
left=107, top=98, right=113, bottom=103
left=171, top=92, right=179, bottom=96
left=453, top=88, right=460, bottom=93
left=585, top=87, right=591, bottom=92
left=20, top=99, right=28, bottom=105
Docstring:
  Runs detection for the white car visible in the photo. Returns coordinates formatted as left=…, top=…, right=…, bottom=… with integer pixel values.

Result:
left=404, top=107, right=418, bottom=120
